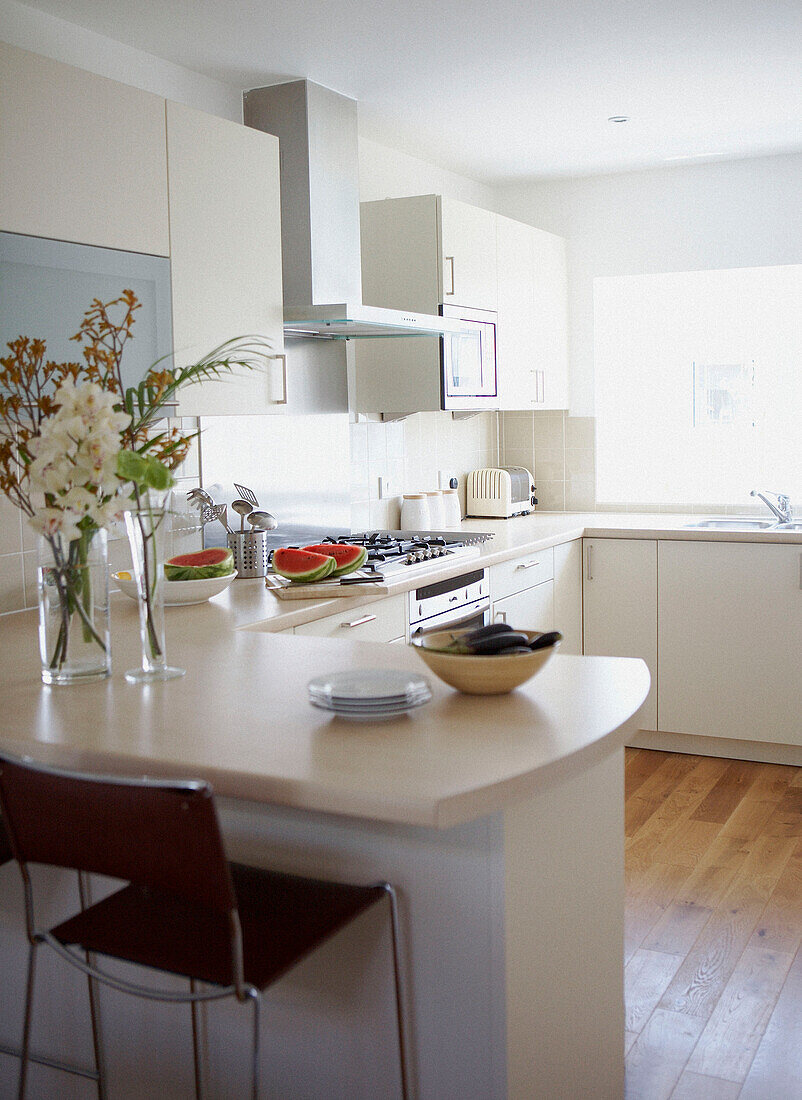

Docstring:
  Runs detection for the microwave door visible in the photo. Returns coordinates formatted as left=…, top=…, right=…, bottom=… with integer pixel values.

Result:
left=446, top=330, right=482, bottom=397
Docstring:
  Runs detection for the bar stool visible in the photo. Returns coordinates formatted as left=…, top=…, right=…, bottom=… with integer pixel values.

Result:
left=0, top=816, right=108, bottom=1094
left=0, top=752, right=411, bottom=1099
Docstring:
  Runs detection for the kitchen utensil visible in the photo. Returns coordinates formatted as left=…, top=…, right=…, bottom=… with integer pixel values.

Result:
left=200, top=504, right=228, bottom=530
left=248, top=510, right=278, bottom=531
left=218, top=505, right=233, bottom=534
left=227, top=531, right=270, bottom=578
left=234, top=483, right=259, bottom=508
left=231, top=498, right=254, bottom=533
left=187, top=488, right=215, bottom=510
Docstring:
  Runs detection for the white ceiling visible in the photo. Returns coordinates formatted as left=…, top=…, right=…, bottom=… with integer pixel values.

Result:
left=20, top=0, right=802, bottom=182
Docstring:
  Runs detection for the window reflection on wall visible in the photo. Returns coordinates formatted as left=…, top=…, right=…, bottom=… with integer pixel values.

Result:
left=594, top=265, right=802, bottom=507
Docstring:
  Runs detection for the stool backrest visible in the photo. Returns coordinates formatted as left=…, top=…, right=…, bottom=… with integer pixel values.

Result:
left=0, top=752, right=236, bottom=914
left=0, top=815, right=11, bottom=866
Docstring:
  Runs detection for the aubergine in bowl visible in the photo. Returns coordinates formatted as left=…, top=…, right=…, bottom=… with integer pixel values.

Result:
left=410, top=623, right=561, bottom=695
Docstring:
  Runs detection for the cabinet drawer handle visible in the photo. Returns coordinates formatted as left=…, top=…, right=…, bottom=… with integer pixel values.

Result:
left=339, top=614, right=377, bottom=629
left=445, top=256, right=455, bottom=296
left=516, top=560, right=541, bottom=570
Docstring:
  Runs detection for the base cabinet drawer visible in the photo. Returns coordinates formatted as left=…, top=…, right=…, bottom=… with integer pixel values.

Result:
left=493, top=581, right=554, bottom=633
left=492, top=547, right=554, bottom=601
left=293, top=595, right=406, bottom=643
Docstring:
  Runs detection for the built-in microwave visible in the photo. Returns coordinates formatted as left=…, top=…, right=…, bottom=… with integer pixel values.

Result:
left=440, top=303, right=498, bottom=412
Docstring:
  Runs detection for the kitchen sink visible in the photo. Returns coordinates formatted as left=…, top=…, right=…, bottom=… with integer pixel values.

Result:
left=683, top=518, right=778, bottom=530
left=775, top=521, right=802, bottom=531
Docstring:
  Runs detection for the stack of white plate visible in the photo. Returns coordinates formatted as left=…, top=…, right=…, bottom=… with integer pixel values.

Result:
left=308, top=669, right=432, bottom=719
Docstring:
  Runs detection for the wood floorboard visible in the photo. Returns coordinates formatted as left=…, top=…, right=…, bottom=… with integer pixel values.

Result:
left=670, top=1071, right=741, bottom=1099
left=624, top=749, right=802, bottom=1100
left=739, top=947, right=802, bottom=1099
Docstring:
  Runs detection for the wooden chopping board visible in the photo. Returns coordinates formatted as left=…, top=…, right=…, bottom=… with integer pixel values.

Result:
left=264, top=572, right=391, bottom=600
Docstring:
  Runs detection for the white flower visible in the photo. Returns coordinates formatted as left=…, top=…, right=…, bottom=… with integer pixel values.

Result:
left=28, top=379, right=132, bottom=537
left=29, top=507, right=82, bottom=544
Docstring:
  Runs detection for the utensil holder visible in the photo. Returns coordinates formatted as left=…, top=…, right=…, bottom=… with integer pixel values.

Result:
left=227, top=530, right=269, bottom=578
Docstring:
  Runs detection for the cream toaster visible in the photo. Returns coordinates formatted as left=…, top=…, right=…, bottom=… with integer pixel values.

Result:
left=466, top=467, right=537, bottom=518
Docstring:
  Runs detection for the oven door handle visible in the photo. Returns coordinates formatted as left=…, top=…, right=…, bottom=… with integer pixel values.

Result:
left=410, top=597, right=490, bottom=636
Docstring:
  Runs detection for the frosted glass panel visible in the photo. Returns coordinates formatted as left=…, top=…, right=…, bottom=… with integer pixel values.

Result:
left=594, top=265, right=802, bottom=506
left=0, top=232, right=172, bottom=394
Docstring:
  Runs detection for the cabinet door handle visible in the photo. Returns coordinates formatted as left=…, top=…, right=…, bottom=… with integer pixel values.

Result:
left=586, top=545, right=593, bottom=581
left=339, top=614, right=377, bottom=628
left=268, top=353, right=287, bottom=405
left=495, top=610, right=508, bottom=624
left=445, top=256, right=455, bottom=296
left=516, top=560, right=541, bottom=570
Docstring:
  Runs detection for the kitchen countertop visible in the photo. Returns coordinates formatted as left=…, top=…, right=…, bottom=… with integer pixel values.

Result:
left=208, top=510, right=802, bottom=633
left=0, top=509, right=788, bottom=828
left=0, top=589, right=649, bottom=828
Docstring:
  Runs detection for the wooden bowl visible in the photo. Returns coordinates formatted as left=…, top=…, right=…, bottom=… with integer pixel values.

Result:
left=410, top=629, right=560, bottom=695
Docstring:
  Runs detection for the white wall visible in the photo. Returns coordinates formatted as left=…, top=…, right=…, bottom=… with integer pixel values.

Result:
left=0, top=0, right=242, bottom=119
left=359, top=136, right=497, bottom=209
left=497, top=153, right=802, bottom=416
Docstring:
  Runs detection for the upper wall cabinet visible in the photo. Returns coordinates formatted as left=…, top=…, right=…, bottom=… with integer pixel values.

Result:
left=0, top=42, right=169, bottom=255
left=165, top=101, right=286, bottom=416
left=439, top=198, right=498, bottom=310
left=361, top=195, right=497, bottom=315
left=496, top=216, right=568, bottom=411
left=358, top=193, right=499, bottom=415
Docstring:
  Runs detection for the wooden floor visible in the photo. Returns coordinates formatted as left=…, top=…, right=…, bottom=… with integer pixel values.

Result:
left=624, top=748, right=802, bottom=1100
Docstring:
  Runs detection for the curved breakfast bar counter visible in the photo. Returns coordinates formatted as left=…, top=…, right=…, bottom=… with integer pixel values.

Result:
left=0, top=560, right=649, bottom=1098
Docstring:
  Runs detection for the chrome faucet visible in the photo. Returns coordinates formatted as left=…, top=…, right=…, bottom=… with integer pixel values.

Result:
left=750, top=490, right=792, bottom=523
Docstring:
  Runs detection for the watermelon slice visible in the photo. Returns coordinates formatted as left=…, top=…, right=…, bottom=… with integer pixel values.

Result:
left=272, top=547, right=337, bottom=583
left=303, top=543, right=367, bottom=577
left=164, top=547, right=234, bottom=581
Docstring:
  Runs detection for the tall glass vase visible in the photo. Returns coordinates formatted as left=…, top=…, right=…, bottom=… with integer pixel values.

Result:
left=124, top=489, right=185, bottom=683
left=37, top=526, right=111, bottom=685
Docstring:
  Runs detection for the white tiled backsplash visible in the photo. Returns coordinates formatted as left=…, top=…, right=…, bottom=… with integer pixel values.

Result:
left=349, top=411, right=499, bottom=531
left=0, top=411, right=498, bottom=614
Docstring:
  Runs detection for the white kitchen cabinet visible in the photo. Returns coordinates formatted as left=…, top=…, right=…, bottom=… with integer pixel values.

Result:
left=582, top=538, right=657, bottom=730
left=658, top=541, right=802, bottom=745
left=439, top=198, right=498, bottom=310
left=293, top=595, right=406, bottom=643
left=494, top=581, right=554, bottom=633
left=553, top=539, right=583, bottom=654
left=491, top=546, right=554, bottom=631
left=166, top=101, right=286, bottom=417
left=0, top=42, right=169, bottom=255
left=496, top=217, right=568, bottom=411
left=356, top=194, right=498, bottom=414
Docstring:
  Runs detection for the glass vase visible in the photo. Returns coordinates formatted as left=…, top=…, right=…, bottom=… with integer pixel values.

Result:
left=124, top=490, right=185, bottom=683
left=37, top=527, right=111, bottom=685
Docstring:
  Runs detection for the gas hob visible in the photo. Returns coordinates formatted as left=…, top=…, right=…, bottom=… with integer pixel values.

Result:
left=314, top=530, right=493, bottom=578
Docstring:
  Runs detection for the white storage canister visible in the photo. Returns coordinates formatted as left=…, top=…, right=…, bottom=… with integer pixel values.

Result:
left=442, top=489, right=461, bottom=528
left=400, top=494, right=430, bottom=530
left=424, top=491, right=444, bottom=528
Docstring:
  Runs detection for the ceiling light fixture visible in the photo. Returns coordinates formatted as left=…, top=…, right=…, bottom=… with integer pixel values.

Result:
left=608, top=116, right=630, bottom=123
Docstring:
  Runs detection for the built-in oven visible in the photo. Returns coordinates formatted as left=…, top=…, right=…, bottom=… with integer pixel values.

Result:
left=440, top=304, right=498, bottom=412
left=408, top=568, right=490, bottom=638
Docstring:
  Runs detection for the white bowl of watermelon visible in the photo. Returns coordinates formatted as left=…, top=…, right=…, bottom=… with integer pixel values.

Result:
left=114, top=548, right=237, bottom=605
left=270, top=543, right=368, bottom=583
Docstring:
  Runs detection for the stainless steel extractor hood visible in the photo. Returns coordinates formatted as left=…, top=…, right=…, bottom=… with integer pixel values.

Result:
left=243, top=80, right=467, bottom=341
